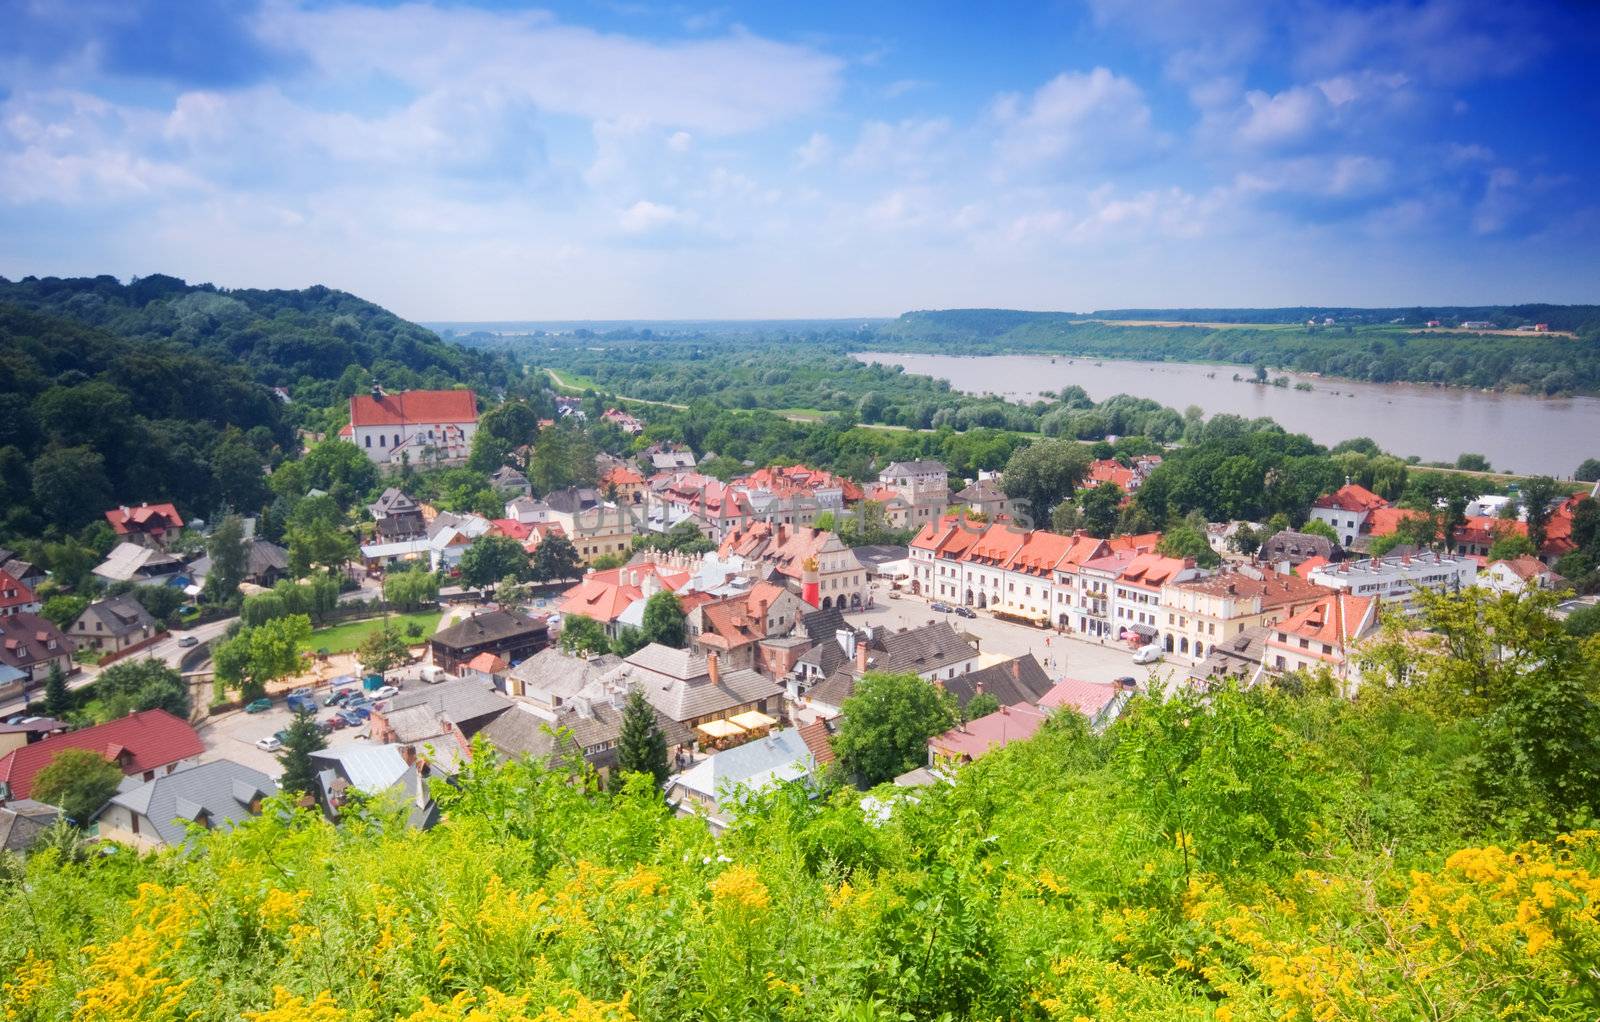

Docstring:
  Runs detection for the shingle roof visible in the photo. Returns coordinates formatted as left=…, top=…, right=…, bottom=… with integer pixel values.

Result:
left=431, top=610, right=547, bottom=651
left=507, top=649, right=620, bottom=704
left=942, top=655, right=1052, bottom=709
left=384, top=678, right=513, bottom=729
left=605, top=645, right=782, bottom=722
left=384, top=703, right=451, bottom=744
left=99, top=759, right=275, bottom=847
left=868, top=622, right=975, bottom=674
left=73, top=593, right=157, bottom=639
left=349, top=389, right=477, bottom=427
left=0, top=708, right=201, bottom=801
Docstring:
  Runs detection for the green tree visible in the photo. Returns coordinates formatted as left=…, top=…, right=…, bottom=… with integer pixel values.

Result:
left=31, top=747, right=123, bottom=826
left=1519, top=476, right=1564, bottom=553
left=640, top=590, right=684, bottom=648
left=210, top=433, right=268, bottom=512
left=90, top=659, right=188, bottom=722
left=558, top=614, right=611, bottom=656
left=285, top=495, right=358, bottom=576
left=40, top=594, right=88, bottom=631
left=1157, top=523, right=1220, bottom=567
left=1487, top=533, right=1537, bottom=561
left=1001, top=439, right=1091, bottom=527
left=202, top=514, right=249, bottom=604
left=356, top=626, right=410, bottom=676
left=963, top=691, right=1000, bottom=721
left=1455, top=453, right=1492, bottom=472
left=215, top=615, right=312, bottom=701
left=1228, top=523, right=1262, bottom=556
left=1077, top=483, right=1123, bottom=538
left=457, top=534, right=530, bottom=588
left=276, top=710, right=328, bottom=798
left=30, top=445, right=113, bottom=528
left=833, top=671, right=956, bottom=786
left=528, top=422, right=597, bottom=494
left=1577, top=458, right=1600, bottom=483
left=1298, top=518, right=1340, bottom=543
left=383, top=566, right=439, bottom=610
left=530, top=533, right=581, bottom=583
left=616, top=688, right=668, bottom=785
left=43, top=661, right=71, bottom=718
left=610, top=625, right=648, bottom=657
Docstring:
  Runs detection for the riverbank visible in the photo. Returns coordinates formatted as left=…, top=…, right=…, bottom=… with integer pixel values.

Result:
left=854, top=351, right=1600, bottom=476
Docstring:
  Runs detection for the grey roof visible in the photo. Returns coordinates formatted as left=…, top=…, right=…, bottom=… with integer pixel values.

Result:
left=867, top=622, right=975, bottom=675
left=369, top=488, right=420, bottom=519
left=882, top=460, right=948, bottom=475
left=800, top=606, right=849, bottom=642
left=942, top=654, right=1053, bottom=709
left=851, top=544, right=911, bottom=569
left=505, top=648, right=620, bottom=705
left=309, top=744, right=411, bottom=794
left=490, top=466, right=530, bottom=488
left=807, top=665, right=858, bottom=709
left=668, top=728, right=814, bottom=805
left=0, top=799, right=61, bottom=852
left=1193, top=625, right=1270, bottom=686
left=605, top=644, right=783, bottom=722
left=0, top=613, right=73, bottom=672
left=384, top=703, right=452, bottom=743
left=386, top=677, right=513, bottom=729
left=544, top=487, right=602, bottom=514
left=796, top=638, right=847, bottom=676
left=481, top=701, right=693, bottom=765
left=431, top=610, right=547, bottom=651
left=1261, top=530, right=1340, bottom=564
left=100, top=759, right=275, bottom=847
left=92, top=542, right=181, bottom=582
left=74, top=593, right=157, bottom=638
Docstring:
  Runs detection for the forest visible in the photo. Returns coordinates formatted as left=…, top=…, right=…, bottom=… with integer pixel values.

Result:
left=3, top=587, right=1598, bottom=1021
left=871, top=310, right=1600, bottom=395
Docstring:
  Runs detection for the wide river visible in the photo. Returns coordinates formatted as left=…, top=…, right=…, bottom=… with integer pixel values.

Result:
left=854, top=352, right=1600, bottom=476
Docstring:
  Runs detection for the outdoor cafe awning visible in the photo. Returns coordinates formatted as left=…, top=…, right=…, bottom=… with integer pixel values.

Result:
left=696, top=719, right=746, bottom=739
left=728, top=710, right=778, bottom=730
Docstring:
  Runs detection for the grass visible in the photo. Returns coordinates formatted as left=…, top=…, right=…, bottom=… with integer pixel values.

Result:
left=302, top=611, right=443, bottom=655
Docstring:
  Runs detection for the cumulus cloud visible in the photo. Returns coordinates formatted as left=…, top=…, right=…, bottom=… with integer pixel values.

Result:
left=618, top=199, right=693, bottom=234
left=991, top=68, right=1163, bottom=173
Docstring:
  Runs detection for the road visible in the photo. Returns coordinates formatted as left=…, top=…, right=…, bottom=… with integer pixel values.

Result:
left=847, top=589, right=1185, bottom=692
left=0, top=617, right=236, bottom=715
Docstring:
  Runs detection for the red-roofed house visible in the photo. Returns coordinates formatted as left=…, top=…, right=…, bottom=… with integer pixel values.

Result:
left=104, top=503, right=184, bottom=549
left=0, top=709, right=203, bottom=803
left=600, top=465, right=646, bottom=505
left=1264, top=593, right=1379, bottom=687
left=557, top=561, right=692, bottom=638
left=910, top=515, right=988, bottom=602
left=1309, top=483, right=1391, bottom=547
left=600, top=408, right=644, bottom=434
left=1111, top=553, right=1201, bottom=643
left=1038, top=677, right=1135, bottom=729
left=342, top=387, right=478, bottom=465
left=686, top=584, right=808, bottom=672
left=994, top=529, right=1076, bottom=624
left=927, top=704, right=1049, bottom=766
left=1484, top=556, right=1565, bottom=594
left=959, top=524, right=1028, bottom=610
left=720, top=523, right=868, bottom=611
left=0, top=569, right=39, bottom=617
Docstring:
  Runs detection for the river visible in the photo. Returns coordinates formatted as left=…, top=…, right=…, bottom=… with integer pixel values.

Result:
left=854, top=352, right=1600, bottom=476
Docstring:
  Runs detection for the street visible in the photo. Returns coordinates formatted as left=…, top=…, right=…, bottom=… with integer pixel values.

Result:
left=849, top=588, right=1186, bottom=692
left=0, top=617, right=236, bottom=715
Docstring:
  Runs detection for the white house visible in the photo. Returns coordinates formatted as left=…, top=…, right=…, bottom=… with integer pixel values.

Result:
left=1308, top=552, right=1476, bottom=613
left=341, top=387, right=478, bottom=465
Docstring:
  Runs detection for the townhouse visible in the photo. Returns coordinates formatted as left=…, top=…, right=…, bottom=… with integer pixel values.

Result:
left=1307, top=552, right=1476, bottom=614
left=1262, top=593, right=1379, bottom=689
left=1160, top=568, right=1333, bottom=662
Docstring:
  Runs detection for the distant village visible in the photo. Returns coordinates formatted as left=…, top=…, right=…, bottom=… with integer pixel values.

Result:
left=3, top=387, right=1595, bottom=851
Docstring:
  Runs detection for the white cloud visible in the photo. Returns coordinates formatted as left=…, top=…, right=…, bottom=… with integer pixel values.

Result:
left=667, top=131, right=694, bottom=153
left=795, top=131, right=832, bottom=168
left=1236, top=85, right=1329, bottom=148
left=845, top=117, right=950, bottom=175
left=618, top=199, right=693, bottom=234
left=1234, top=155, right=1393, bottom=199
left=991, top=68, right=1162, bottom=173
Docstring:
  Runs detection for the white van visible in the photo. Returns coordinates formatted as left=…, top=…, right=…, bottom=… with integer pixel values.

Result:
left=420, top=665, right=449, bottom=684
left=1133, top=644, right=1164, bottom=665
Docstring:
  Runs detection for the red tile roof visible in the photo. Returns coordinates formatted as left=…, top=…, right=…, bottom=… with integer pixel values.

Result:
left=465, top=652, right=507, bottom=674
left=1106, top=532, right=1162, bottom=553
left=557, top=562, right=689, bottom=624
left=489, top=519, right=533, bottom=540
left=0, top=709, right=203, bottom=801
left=928, top=704, right=1048, bottom=762
left=349, top=389, right=477, bottom=428
left=795, top=718, right=836, bottom=765
left=1313, top=483, right=1389, bottom=513
left=1087, top=459, right=1136, bottom=489
left=736, top=464, right=865, bottom=502
left=1271, top=593, right=1375, bottom=649
left=0, top=568, right=36, bottom=613
left=1491, top=555, right=1552, bottom=581
left=104, top=503, right=184, bottom=536
left=1365, top=506, right=1427, bottom=538
left=1116, top=552, right=1192, bottom=590
left=961, top=525, right=1027, bottom=566
left=601, top=465, right=645, bottom=487
left=1039, top=678, right=1122, bottom=717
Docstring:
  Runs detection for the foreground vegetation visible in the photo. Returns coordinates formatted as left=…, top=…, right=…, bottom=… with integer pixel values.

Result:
left=4, top=589, right=1599, bottom=1021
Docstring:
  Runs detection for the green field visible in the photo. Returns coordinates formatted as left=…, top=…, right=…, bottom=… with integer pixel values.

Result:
left=303, top=611, right=443, bottom=655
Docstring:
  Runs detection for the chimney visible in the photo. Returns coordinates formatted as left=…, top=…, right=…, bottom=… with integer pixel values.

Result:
left=707, top=652, right=721, bottom=685
left=975, top=679, right=985, bottom=696
left=399, top=744, right=416, bottom=766
left=1008, top=659, right=1020, bottom=681
left=856, top=639, right=869, bottom=674
left=414, top=761, right=430, bottom=811
left=837, top=628, right=856, bottom=660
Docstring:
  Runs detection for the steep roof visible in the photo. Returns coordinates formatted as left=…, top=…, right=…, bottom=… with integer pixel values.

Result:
left=104, top=503, right=184, bottom=536
left=1313, top=483, right=1389, bottom=513
left=961, top=524, right=1027, bottom=566
left=1005, top=530, right=1077, bottom=577
left=430, top=610, right=546, bottom=652
left=1268, top=593, right=1378, bottom=660
left=794, top=718, right=836, bottom=765
left=481, top=700, right=692, bottom=763
left=349, top=389, right=477, bottom=427
left=0, top=613, right=72, bottom=674
left=0, top=709, right=202, bottom=801
left=384, top=678, right=513, bottom=729
left=867, top=622, right=975, bottom=675
left=1087, top=459, right=1136, bottom=489
left=0, top=568, right=36, bottom=614
left=1038, top=677, right=1126, bottom=719
left=1117, top=552, right=1194, bottom=589
left=558, top=562, right=690, bottom=624
left=942, top=655, right=1052, bottom=709
left=1261, top=530, right=1339, bottom=563
left=92, top=542, right=182, bottom=582
left=1492, top=554, right=1555, bottom=581
left=928, top=704, right=1048, bottom=762
left=607, top=644, right=782, bottom=722
left=73, top=593, right=157, bottom=638
left=100, top=759, right=275, bottom=847
left=668, top=728, right=815, bottom=805
left=506, top=648, right=620, bottom=704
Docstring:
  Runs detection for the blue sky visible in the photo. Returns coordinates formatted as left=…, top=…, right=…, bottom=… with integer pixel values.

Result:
left=2, top=0, right=1597, bottom=319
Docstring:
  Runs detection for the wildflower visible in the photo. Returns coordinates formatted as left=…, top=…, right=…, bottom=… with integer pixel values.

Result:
left=709, top=864, right=770, bottom=912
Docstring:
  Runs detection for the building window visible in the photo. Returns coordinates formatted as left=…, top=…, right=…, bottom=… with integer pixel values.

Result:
left=379, top=434, right=387, bottom=447
left=364, top=436, right=372, bottom=448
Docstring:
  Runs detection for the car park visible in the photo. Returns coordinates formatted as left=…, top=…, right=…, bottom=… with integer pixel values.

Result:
left=325, top=714, right=349, bottom=730
left=336, top=710, right=364, bottom=727
left=254, top=736, right=282, bottom=752
left=244, top=698, right=272, bottom=714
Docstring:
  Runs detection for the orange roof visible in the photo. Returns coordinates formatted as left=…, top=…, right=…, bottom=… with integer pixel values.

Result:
left=104, top=503, right=183, bottom=536
left=465, top=652, right=507, bottom=674
left=1267, top=593, right=1376, bottom=660
left=962, top=525, right=1027, bottom=566
left=1313, top=483, right=1389, bottom=513
left=1293, top=555, right=1331, bottom=577
left=1006, top=530, right=1076, bottom=577
left=1490, top=555, right=1550, bottom=580
left=795, top=718, right=836, bottom=765
left=1117, top=552, right=1191, bottom=589
left=1176, top=569, right=1332, bottom=609
left=1364, top=506, right=1426, bottom=537
left=557, top=561, right=688, bottom=623
left=737, top=464, right=865, bottom=502
left=489, top=519, right=533, bottom=540
left=697, top=596, right=769, bottom=649
left=349, top=389, right=477, bottom=427
left=601, top=465, right=645, bottom=487
left=1087, top=460, right=1136, bottom=489
left=1106, top=532, right=1161, bottom=553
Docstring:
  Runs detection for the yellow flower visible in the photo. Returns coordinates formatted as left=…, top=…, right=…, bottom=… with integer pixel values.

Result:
left=709, top=864, right=770, bottom=912
left=258, top=888, right=310, bottom=931
left=1, top=951, right=53, bottom=1020
left=244, top=987, right=346, bottom=1022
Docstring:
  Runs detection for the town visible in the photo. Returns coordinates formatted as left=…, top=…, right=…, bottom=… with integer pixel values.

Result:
left=4, top=383, right=1596, bottom=852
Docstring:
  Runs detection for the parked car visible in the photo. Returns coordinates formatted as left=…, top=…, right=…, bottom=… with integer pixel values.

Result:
left=285, top=694, right=319, bottom=715
left=1133, top=644, right=1164, bottom=665
left=254, top=736, right=282, bottom=752
left=954, top=606, right=977, bottom=619
left=289, top=687, right=315, bottom=699
left=274, top=729, right=291, bottom=744
left=325, top=714, right=349, bottom=730
left=930, top=601, right=953, bottom=613
left=336, top=710, right=364, bottom=727
left=324, top=689, right=350, bottom=707
left=314, top=721, right=333, bottom=736
left=177, top=635, right=199, bottom=648
left=370, top=685, right=399, bottom=700
left=887, top=590, right=901, bottom=600
left=243, top=698, right=272, bottom=714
